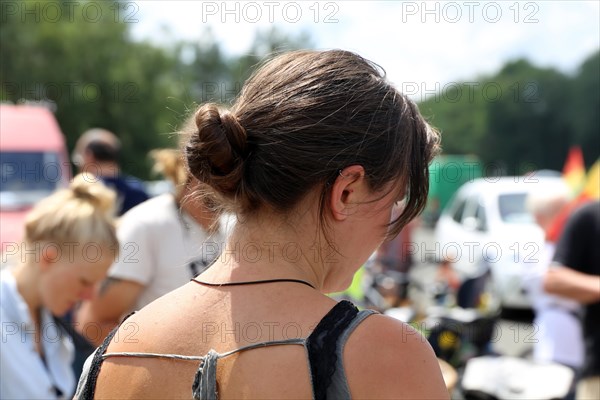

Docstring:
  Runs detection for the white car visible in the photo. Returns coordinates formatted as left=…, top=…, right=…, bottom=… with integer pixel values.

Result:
left=434, top=175, right=568, bottom=309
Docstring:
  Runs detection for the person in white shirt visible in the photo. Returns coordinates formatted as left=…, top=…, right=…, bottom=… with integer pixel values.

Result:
left=0, top=174, right=118, bottom=399
left=523, top=186, right=584, bottom=370
left=76, top=148, right=226, bottom=346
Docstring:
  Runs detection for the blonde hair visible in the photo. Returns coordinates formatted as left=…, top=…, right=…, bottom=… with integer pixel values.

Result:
left=149, top=149, right=188, bottom=199
left=24, top=173, right=119, bottom=258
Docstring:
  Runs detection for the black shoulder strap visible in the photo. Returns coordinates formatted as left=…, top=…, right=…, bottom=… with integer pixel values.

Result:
left=306, top=300, right=359, bottom=400
left=78, top=312, right=135, bottom=400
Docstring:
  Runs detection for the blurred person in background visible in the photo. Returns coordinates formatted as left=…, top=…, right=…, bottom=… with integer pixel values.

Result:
left=371, top=216, right=419, bottom=307
left=69, top=128, right=148, bottom=374
left=434, top=257, right=461, bottom=306
left=523, top=187, right=584, bottom=377
left=544, top=200, right=600, bottom=400
left=72, top=128, right=149, bottom=215
left=76, top=147, right=225, bottom=346
left=0, top=174, right=118, bottom=399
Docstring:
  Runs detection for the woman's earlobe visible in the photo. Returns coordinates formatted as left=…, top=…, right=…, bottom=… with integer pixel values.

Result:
left=330, top=187, right=350, bottom=221
left=39, top=246, right=59, bottom=271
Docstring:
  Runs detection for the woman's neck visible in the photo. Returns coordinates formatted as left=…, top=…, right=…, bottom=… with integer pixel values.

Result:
left=12, top=263, right=42, bottom=324
left=202, top=213, right=336, bottom=292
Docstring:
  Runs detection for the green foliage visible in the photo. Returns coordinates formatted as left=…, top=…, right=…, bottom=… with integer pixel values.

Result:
left=569, top=52, right=600, bottom=166
left=419, top=81, right=488, bottom=156
left=419, top=51, right=600, bottom=173
left=1, top=1, right=178, bottom=178
left=485, top=59, right=572, bottom=173
left=2, top=0, right=595, bottom=178
left=0, top=1, right=311, bottom=179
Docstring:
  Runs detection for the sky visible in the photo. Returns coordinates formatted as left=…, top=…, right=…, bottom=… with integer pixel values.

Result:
left=130, top=1, right=599, bottom=101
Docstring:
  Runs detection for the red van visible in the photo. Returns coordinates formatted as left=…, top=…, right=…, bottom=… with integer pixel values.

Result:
left=0, top=104, right=71, bottom=252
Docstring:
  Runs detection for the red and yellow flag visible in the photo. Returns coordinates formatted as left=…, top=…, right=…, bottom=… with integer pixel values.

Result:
left=562, top=146, right=586, bottom=196
left=547, top=152, right=599, bottom=242
left=582, top=159, right=600, bottom=199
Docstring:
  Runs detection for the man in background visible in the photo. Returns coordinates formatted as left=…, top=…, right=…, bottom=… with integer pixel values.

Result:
left=72, top=128, right=149, bottom=215
left=68, top=129, right=149, bottom=380
left=523, top=188, right=584, bottom=373
left=544, top=200, right=600, bottom=400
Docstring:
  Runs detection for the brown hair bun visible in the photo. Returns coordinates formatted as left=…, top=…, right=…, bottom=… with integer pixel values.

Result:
left=186, top=104, right=247, bottom=197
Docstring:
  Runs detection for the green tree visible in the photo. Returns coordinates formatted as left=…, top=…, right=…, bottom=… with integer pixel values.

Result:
left=569, top=51, right=600, bottom=167
left=1, top=1, right=312, bottom=180
left=484, top=59, right=571, bottom=173
left=417, top=54, right=599, bottom=175
left=1, top=0, right=181, bottom=178
left=418, top=81, right=488, bottom=156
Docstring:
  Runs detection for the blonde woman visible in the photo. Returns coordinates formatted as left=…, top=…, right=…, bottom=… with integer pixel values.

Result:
left=0, top=174, right=118, bottom=399
left=76, top=148, right=225, bottom=345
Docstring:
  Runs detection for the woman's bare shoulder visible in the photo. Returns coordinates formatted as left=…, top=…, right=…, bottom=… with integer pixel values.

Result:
left=92, top=285, right=207, bottom=397
left=343, top=313, right=449, bottom=400
left=104, top=282, right=202, bottom=353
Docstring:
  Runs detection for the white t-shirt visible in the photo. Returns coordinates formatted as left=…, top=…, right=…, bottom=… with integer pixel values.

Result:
left=0, top=270, right=75, bottom=399
left=522, top=242, right=584, bottom=368
left=109, top=193, right=226, bottom=310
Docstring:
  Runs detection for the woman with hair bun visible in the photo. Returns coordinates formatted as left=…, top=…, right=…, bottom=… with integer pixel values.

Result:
left=76, top=50, right=448, bottom=399
left=1, top=174, right=118, bottom=399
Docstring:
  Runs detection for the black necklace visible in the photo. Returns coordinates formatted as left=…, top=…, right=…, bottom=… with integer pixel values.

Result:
left=191, top=277, right=316, bottom=290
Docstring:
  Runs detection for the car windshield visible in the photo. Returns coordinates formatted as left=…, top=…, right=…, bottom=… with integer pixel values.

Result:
left=498, top=193, right=533, bottom=223
left=0, top=151, right=62, bottom=209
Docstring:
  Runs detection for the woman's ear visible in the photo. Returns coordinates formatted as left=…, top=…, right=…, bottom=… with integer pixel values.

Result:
left=329, top=165, right=367, bottom=221
left=39, top=245, right=59, bottom=272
